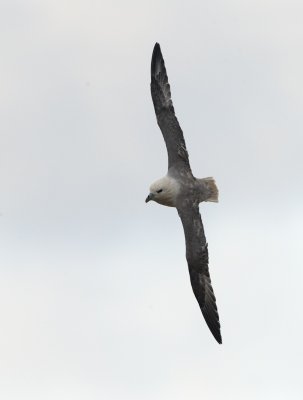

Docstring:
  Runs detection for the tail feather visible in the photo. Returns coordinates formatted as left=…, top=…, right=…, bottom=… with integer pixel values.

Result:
left=201, top=177, right=219, bottom=202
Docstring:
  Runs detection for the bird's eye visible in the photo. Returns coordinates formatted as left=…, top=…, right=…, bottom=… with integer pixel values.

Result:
left=156, top=189, right=163, bottom=193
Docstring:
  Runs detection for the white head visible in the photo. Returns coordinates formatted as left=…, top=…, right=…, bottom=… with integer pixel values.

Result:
left=145, top=175, right=180, bottom=207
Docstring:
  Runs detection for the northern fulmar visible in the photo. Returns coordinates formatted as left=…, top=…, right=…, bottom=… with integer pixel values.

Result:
left=145, top=43, right=222, bottom=344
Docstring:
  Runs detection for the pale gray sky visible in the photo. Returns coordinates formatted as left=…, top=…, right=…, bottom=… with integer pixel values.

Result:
left=1, top=1, right=303, bottom=399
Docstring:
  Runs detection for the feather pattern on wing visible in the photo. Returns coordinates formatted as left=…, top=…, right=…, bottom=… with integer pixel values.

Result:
left=151, top=43, right=192, bottom=173
left=177, top=202, right=222, bottom=344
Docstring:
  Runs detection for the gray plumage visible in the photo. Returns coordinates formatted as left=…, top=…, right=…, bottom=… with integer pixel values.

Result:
left=146, top=43, right=222, bottom=344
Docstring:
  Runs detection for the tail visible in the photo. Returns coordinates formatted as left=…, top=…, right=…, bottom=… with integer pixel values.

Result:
left=200, top=177, right=219, bottom=202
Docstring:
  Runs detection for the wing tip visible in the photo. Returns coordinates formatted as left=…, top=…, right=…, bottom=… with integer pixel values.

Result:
left=215, top=332, right=223, bottom=344
left=205, top=313, right=222, bottom=344
left=151, top=42, right=163, bottom=78
left=153, top=42, right=161, bottom=55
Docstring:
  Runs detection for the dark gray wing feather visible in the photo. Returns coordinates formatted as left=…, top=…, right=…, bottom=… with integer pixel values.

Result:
left=177, top=202, right=222, bottom=344
left=151, top=43, right=192, bottom=172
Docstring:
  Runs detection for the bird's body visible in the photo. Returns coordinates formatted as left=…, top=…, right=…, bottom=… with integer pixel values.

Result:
left=146, top=43, right=222, bottom=344
left=148, top=173, right=218, bottom=207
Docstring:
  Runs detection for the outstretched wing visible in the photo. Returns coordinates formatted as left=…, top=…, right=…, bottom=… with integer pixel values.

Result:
left=151, top=43, right=192, bottom=172
left=177, top=202, right=222, bottom=344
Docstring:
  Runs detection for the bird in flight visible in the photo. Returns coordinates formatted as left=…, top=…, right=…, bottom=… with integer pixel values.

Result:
left=145, top=43, right=222, bottom=344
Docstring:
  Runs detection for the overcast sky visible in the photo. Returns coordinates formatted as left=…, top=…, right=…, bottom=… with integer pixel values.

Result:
left=1, top=1, right=303, bottom=399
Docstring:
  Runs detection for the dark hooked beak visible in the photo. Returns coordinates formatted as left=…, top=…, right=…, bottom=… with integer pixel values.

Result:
left=145, top=193, right=153, bottom=203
